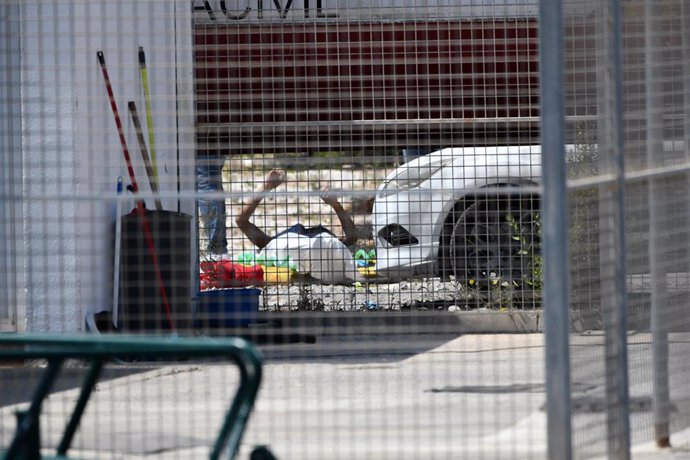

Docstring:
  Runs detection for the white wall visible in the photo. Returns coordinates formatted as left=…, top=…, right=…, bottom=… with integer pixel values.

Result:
left=20, top=1, right=195, bottom=332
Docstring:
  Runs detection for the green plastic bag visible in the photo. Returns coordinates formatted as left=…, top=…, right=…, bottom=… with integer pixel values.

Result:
left=235, top=252, right=257, bottom=266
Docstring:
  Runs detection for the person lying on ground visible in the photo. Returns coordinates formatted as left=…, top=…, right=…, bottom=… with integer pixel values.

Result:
left=235, top=169, right=364, bottom=283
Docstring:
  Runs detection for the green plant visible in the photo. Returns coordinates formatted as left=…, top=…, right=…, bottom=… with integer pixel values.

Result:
left=506, top=212, right=543, bottom=291
left=458, top=209, right=542, bottom=309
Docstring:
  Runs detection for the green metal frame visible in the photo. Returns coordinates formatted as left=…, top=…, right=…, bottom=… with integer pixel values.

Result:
left=0, top=334, right=263, bottom=460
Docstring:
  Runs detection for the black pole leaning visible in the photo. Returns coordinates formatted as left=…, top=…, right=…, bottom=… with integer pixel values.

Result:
left=128, top=100, right=163, bottom=211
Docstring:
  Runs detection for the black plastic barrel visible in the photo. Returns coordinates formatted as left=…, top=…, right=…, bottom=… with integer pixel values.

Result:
left=119, top=209, right=193, bottom=334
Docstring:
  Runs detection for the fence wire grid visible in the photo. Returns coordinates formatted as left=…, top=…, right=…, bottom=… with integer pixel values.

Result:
left=564, top=0, right=690, bottom=458
left=1, top=0, right=690, bottom=458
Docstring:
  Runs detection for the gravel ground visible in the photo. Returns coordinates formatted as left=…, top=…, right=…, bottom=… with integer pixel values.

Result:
left=260, top=278, right=542, bottom=312
left=199, top=160, right=542, bottom=312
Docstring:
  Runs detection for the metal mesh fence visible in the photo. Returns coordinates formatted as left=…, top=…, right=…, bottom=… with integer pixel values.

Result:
left=1, top=1, right=547, bottom=458
left=3, top=0, right=690, bottom=458
left=1, top=1, right=546, bottom=331
left=563, top=0, right=690, bottom=457
left=194, top=1, right=543, bottom=317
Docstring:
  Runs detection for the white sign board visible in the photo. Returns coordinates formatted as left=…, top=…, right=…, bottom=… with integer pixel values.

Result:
left=193, top=0, right=539, bottom=23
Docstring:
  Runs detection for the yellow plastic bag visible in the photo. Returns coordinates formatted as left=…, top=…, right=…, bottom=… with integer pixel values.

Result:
left=358, top=265, right=377, bottom=278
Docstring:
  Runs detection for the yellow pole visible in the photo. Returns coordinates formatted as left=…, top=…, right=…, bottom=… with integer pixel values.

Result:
left=138, top=46, right=159, bottom=181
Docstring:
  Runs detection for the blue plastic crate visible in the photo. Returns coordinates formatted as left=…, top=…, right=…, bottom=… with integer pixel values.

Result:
left=197, top=288, right=260, bottom=329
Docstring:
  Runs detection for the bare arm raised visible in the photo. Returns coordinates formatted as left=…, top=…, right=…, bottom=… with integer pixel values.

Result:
left=320, top=185, right=358, bottom=247
left=235, top=169, right=286, bottom=250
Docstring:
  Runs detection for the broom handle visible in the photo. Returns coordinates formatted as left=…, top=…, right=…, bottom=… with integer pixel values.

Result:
left=97, top=51, right=174, bottom=332
left=128, top=101, right=163, bottom=211
left=139, top=46, right=159, bottom=181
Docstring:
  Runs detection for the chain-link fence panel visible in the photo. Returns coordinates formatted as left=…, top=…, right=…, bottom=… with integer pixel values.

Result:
left=1, top=1, right=551, bottom=458
left=563, top=0, right=690, bottom=457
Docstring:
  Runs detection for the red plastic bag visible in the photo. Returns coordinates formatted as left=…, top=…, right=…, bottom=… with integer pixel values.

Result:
left=200, top=261, right=264, bottom=290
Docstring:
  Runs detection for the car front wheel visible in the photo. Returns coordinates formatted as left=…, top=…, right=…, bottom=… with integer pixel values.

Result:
left=450, top=195, right=541, bottom=287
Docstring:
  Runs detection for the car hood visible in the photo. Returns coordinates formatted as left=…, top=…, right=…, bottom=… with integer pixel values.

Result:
left=379, top=145, right=543, bottom=195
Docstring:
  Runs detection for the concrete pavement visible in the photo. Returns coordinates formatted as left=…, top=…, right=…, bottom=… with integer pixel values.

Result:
left=1, top=332, right=690, bottom=459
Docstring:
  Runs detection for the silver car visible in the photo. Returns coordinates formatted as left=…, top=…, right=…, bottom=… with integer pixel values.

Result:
left=372, top=146, right=543, bottom=284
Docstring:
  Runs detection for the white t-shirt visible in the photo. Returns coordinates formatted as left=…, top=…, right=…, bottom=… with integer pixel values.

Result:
left=261, top=232, right=364, bottom=284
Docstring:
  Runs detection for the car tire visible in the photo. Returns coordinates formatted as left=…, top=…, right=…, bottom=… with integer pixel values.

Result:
left=437, top=203, right=466, bottom=280
left=450, top=195, right=541, bottom=287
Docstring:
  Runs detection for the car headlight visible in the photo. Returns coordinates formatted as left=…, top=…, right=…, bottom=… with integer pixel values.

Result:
left=380, top=157, right=454, bottom=196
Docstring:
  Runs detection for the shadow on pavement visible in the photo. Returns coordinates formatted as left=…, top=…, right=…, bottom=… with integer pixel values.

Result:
left=0, top=365, right=156, bottom=408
